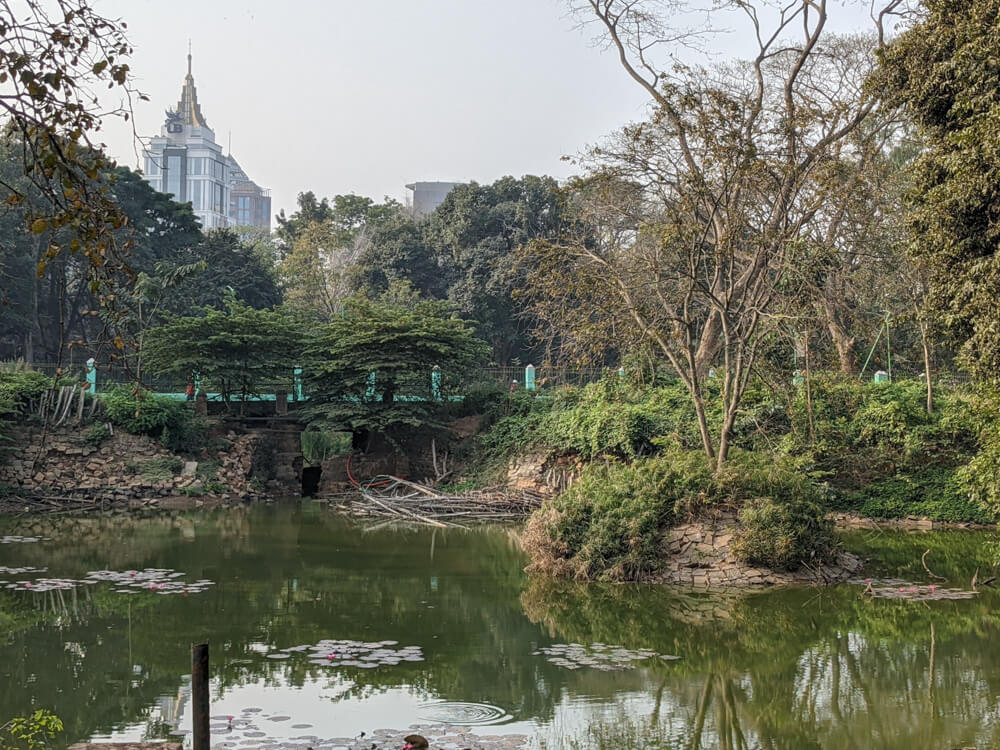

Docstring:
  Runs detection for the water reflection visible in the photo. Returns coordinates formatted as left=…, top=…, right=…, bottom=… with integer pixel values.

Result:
left=0, top=506, right=998, bottom=749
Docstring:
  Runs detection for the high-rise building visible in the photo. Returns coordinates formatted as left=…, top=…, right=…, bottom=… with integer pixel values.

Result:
left=227, top=154, right=271, bottom=230
left=405, top=181, right=464, bottom=217
left=142, top=54, right=270, bottom=231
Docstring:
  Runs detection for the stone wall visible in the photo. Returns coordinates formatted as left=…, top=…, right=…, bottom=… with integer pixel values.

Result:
left=658, top=512, right=862, bottom=587
left=0, top=421, right=304, bottom=502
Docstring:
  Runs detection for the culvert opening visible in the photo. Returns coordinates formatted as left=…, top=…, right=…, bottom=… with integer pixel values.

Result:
left=301, top=466, right=322, bottom=497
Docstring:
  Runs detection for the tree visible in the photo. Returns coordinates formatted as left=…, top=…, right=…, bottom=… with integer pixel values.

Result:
left=274, top=190, right=335, bottom=254
left=143, top=296, right=303, bottom=411
left=524, top=0, right=902, bottom=468
left=352, top=200, right=444, bottom=301
left=424, top=176, right=571, bottom=365
left=164, top=228, right=281, bottom=314
left=875, top=0, right=1000, bottom=381
left=302, top=291, right=489, bottom=442
left=0, top=0, right=144, bottom=296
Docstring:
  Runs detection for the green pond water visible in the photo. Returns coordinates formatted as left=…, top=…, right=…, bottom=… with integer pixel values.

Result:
left=1, top=502, right=999, bottom=749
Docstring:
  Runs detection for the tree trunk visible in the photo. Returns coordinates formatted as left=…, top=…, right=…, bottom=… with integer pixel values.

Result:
left=921, top=322, right=933, bottom=414
left=805, top=331, right=816, bottom=446
left=689, top=384, right=716, bottom=460
left=823, top=300, right=857, bottom=376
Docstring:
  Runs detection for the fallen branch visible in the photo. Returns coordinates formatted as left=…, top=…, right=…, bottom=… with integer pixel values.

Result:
left=921, top=549, right=947, bottom=581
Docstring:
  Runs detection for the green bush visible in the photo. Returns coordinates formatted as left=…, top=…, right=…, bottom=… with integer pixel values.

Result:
left=139, top=456, right=183, bottom=481
left=0, top=370, right=52, bottom=416
left=0, top=370, right=59, bottom=461
left=544, top=378, right=701, bottom=459
left=301, top=429, right=352, bottom=464
left=101, top=386, right=205, bottom=453
left=732, top=496, right=835, bottom=570
left=83, top=422, right=110, bottom=447
left=1, top=710, right=63, bottom=750
left=523, top=448, right=834, bottom=581
left=838, top=467, right=996, bottom=523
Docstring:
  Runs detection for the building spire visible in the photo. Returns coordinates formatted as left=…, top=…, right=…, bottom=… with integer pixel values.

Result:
left=176, top=45, right=208, bottom=129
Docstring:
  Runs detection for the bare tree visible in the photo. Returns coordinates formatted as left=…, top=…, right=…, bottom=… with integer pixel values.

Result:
left=525, top=0, right=905, bottom=468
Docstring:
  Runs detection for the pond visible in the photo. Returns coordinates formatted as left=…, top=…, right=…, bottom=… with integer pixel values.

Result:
left=1, top=502, right=999, bottom=749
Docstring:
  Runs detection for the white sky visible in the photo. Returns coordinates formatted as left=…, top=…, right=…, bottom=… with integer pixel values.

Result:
left=93, top=0, right=651, bottom=219
left=92, top=0, right=887, bottom=220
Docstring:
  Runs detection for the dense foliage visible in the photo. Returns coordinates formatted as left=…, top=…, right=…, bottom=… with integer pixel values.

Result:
left=142, top=296, right=303, bottom=410
left=472, top=374, right=995, bottom=524
left=302, top=292, right=489, bottom=439
left=100, top=387, right=205, bottom=454
left=0, top=370, right=52, bottom=458
left=876, top=0, right=1000, bottom=380
left=523, top=448, right=835, bottom=581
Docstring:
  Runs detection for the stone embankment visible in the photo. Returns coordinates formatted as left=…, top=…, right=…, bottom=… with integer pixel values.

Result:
left=659, top=512, right=862, bottom=586
left=0, top=425, right=277, bottom=504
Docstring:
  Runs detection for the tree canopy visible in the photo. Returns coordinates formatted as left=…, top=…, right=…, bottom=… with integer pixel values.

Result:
left=143, top=295, right=303, bottom=409
left=302, top=291, right=489, bottom=438
left=876, top=0, right=1000, bottom=380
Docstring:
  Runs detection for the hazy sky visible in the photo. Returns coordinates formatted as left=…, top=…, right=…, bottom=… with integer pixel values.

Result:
left=94, top=0, right=652, bottom=219
left=93, top=1, right=887, bottom=221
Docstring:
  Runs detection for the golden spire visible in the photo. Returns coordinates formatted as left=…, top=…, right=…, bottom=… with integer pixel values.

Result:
left=176, top=47, right=208, bottom=128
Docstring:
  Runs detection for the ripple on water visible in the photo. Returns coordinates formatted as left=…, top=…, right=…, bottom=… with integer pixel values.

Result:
left=415, top=700, right=512, bottom=726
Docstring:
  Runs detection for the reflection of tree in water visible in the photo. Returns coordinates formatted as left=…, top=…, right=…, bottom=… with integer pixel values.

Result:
left=520, top=576, right=1000, bottom=749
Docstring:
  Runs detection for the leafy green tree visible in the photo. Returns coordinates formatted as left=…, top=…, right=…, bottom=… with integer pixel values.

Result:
left=424, top=175, right=571, bottom=365
left=352, top=200, right=444, bottom=300
left=876, top=0, right=1000, bottom=380
left=274, top=190, right=335, bottom=254
left=143, top=296, right=304, bottom=411
left=302, top=290, right=489, bottom=441
left=164, top=228, right=281, bottom=314
left=0, top=709, right=63, bottom=750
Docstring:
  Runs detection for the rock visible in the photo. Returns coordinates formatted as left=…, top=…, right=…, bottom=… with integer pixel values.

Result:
left=181, top=460, right=198, bottom=476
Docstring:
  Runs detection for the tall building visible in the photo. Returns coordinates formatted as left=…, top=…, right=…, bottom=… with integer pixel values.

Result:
left=227, top=154, right=271, bottom=230
left=405, top=181, right=464, bottom=217
left=142, top=54, right=270, bottom=231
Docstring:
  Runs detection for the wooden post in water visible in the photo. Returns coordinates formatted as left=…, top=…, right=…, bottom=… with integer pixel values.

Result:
left=192, top=642, right=210, bottom=750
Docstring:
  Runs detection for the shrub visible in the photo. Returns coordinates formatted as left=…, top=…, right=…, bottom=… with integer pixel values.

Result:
left=101, top=386, right=205, bottom=453
left=301, top=429, right=352, bottom=464
left=1, top=710, right=63, bottom=750
left=139, top=456, right=183, bottom=481
left=544, top=377, right=699, bottom=459
left=83, top=422, right=110, bottom=447
left=731, top=496, right=835, bottom=570
left=523, top=448, right=834, bottom=581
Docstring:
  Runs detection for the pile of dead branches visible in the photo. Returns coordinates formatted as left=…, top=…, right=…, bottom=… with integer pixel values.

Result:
left=324, top=476, right=545, bottom=527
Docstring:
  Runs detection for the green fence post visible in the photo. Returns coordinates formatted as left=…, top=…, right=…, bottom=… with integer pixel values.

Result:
left=85, top=358, right=96, bottom=394
left=431, top=365, right=442, bottom=402
left=365, top=372, right=376, bottom=399
left=525, top=364, right=536, bottom=391
left=293, top=367, right=303, bottom=401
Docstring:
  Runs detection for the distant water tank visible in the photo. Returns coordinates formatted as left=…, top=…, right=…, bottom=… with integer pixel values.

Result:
left=405, top=181, right=464, bottom=217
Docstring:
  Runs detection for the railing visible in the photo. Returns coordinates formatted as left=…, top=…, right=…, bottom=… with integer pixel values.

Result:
left=4, top=361, right=971, bottom=402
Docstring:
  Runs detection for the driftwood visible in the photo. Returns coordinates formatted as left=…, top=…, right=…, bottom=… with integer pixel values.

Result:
left=921, top=549, right=947, bottom=581
left=323, top=475, right=543, bottom=527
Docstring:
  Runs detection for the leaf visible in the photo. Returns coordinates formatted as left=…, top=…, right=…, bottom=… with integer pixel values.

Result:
left=30, top=218, right=48, bottom=234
